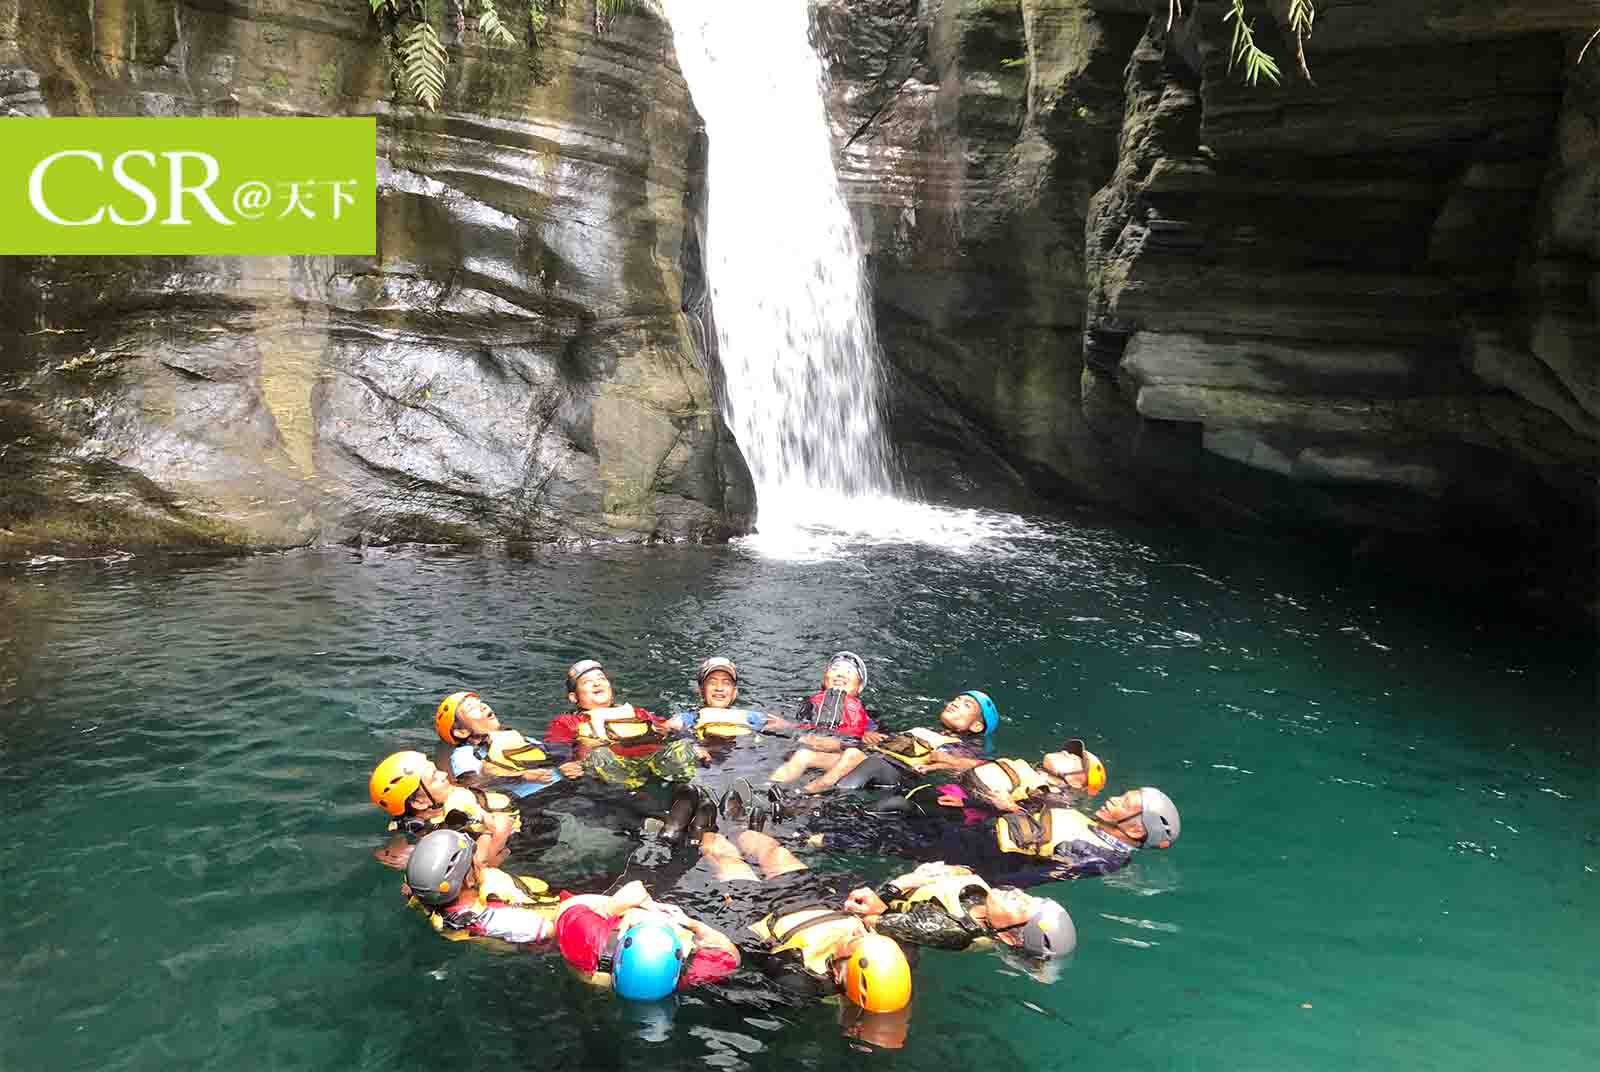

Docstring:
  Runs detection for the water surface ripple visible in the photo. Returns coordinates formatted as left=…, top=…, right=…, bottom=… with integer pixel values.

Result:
left=1, top=515, right=1593, bottom=1071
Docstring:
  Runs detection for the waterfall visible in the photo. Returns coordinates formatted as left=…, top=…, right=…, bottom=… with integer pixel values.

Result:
left=664, top=0, right=895, bottom=511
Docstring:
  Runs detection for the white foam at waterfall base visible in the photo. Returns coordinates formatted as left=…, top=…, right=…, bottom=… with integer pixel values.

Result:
left=665, top=0, right=1041, bottom=560
left=735, top=490, right=1050, bottom=561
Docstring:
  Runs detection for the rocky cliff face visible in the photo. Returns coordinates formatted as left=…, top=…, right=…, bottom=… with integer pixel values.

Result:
left=818, top=0, right=1598, bottom=599
left=0, top=0, right=753, bottom=556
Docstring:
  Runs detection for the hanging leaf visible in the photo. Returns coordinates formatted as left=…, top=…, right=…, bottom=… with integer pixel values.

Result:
left=476, top=1, right=518, bottom=46
left=400, top=19, right=449, bottom=109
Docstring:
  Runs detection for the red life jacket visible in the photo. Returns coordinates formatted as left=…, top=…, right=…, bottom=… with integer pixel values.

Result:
left=802, top=690, right=872, bottom=737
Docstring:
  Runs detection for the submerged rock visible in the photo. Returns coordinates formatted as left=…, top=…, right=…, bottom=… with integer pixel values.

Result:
left=0, top=0, right=753, bottom=556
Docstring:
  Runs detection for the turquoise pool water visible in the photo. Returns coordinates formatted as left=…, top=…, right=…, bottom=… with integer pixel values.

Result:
left=2, top=513, right=1593, bottom=1070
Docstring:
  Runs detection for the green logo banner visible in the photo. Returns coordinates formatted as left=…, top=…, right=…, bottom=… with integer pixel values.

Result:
left=1, top=117, right=377, bottom=255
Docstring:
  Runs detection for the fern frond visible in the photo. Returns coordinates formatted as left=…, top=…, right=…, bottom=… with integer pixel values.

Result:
left=400, top=19, right=449, bottom=109
left=1224, top=1, right=1281, bottom=87
left=476, top=1, right=518, bottom=46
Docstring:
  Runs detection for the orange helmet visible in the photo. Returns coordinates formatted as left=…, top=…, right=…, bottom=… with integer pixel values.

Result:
left=843, top=935, right=911, bottom=1013
left=434, top=691, right=479, bottom=743
left=369, top=750, right=431, bottom=816
left=1064, top=738, right=1107, bottom=795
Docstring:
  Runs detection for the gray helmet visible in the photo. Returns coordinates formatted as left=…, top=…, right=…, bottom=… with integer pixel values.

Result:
left=406, top=829, right=474, bottom=906
left=1137, top=787, right=1181, bottom=847
left=1018, top=896, right=1076, bottom=959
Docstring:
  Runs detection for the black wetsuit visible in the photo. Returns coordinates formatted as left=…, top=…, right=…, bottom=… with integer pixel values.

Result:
left=807, top=805, right=1135, bottom=888
left=872, top=882, right=990, bottom=951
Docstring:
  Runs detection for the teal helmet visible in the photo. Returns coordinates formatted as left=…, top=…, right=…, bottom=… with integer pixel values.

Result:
left=611, top=920, right=688, bottom=1000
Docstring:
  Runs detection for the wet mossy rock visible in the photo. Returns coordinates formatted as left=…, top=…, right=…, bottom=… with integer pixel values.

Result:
left=0, top=0, right=754, bottom=555
left=817, top=0, right=1599, bottom=603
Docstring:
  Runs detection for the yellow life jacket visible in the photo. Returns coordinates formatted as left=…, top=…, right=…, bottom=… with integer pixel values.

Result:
left=422, top=868, right=553, bottom=941
left=993, top=807, right=1095, bottom=857
left=441, top=785, right=521, bottom=835
left=749, top=904, right=864, bottom=978
left=969, top=758, right=1053, bottom=803
left=694, top=707, right=755, bottom=740
left=583, top=704, right=659, bottom=743
left=483, top=730, right=547, bottom=772
left=876, top=727, right=963, bottom=769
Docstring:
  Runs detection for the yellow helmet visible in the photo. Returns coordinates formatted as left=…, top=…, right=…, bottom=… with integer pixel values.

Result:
left=843, top=935, right=911, bottom=1013
left=434, top=691, right=479, bottom=744
left=369, top=750, right=430, bottom=816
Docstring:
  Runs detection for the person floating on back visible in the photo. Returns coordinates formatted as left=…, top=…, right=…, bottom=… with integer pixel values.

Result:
left=553, top=879, right=741, bottom=1000
left=788, top=690, right=1001, bottom=794
left=768, top=651, right=880, bottom=788
left=544, top=658, right=701, bottom=790
left=804, top=785, right=1181, bottom=889
left=368, top=750, right=519, bottom=870
left=660, top=656, right=797, bottom=745
left=434, top=690, right=562, bottom=796
left=403, top=828, right=559, bottom=946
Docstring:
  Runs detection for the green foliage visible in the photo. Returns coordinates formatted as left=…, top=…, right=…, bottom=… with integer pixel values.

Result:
left=1224, top=1, right=1281, bottom=86
left=370, top=0, right=531, bottom=110
left=400, top=19, right=449, bottom=109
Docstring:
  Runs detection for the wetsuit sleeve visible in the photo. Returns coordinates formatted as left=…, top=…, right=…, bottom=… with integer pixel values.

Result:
left=761, top=949, right=832, bottom=1002
left=873, top=904, right=985, bottom=951
left=679, top=946, right=739, bottom=989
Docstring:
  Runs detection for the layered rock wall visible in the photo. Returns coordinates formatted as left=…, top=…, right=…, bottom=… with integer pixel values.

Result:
left=820, top=0, right=1598, bottom=595
left=0, top=0, right=753, bottom=555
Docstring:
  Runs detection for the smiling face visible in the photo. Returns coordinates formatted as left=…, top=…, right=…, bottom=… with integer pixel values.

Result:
left=701, top=670, right=738, bottom=709
left=568, top=670, right=614, bottom=711
left=939, top=695, right=984, bottom=733
left=822, top=662, right=863, bottom=696
left=454, top=695, right=501, bottom=738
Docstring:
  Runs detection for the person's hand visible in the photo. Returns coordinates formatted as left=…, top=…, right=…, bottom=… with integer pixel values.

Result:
left=559, top=760, right=584, bottom=779
left=844, top=887, right=887, bottom=917
left=695, top=746, right=712, bottom=764
left=861, top=731, right=887, bottom=748
left=523, top=768, right=556, bottom=783
left=374, top=835, right=414, bottom=870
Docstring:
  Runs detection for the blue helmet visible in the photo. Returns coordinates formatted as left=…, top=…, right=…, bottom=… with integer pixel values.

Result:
left=961, top=690, right=1000, bottom=738
left=611, top=920, right=688, bottom=1001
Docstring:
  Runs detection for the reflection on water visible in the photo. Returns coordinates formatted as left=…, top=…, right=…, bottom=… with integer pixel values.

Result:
left=0, top=512, right=1594, bottom=1071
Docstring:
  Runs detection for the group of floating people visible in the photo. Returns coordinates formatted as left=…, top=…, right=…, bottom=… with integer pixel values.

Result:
left=366, top=650, right=1182, bottom=1044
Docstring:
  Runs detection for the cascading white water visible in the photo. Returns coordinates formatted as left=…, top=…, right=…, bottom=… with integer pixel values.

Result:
left=664, top=0, right=894, bottom=506
left=665, top=0, right=1044, bottom=558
